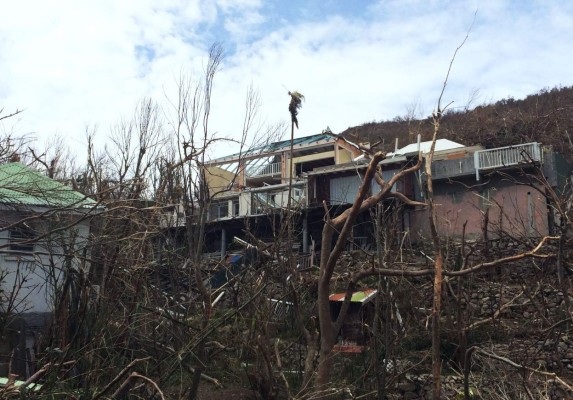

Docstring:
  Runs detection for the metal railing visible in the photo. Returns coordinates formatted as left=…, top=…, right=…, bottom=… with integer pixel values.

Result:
left=251, top=187, right=306, bottom=214
left=246, top=162, right=281, bottom=178
left=474, top=142, right=541, bottom=180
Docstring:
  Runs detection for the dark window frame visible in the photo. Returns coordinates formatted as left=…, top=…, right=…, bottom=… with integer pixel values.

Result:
left=9, top=226, right=35, bottom=252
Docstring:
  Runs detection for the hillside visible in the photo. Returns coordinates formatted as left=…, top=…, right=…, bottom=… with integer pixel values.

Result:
left=341, top=86, right=573, bottom=159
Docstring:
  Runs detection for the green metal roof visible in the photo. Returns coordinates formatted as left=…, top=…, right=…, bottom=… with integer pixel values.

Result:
left=261, top=133, right=332, bottom=152
left=0, top=163, right=94, bottom=208
left=217, top=133, right=334, bottom=161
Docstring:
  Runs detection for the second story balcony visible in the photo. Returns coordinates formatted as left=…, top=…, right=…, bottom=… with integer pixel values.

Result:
left=431, top=142, right=543, bottom=181
left=251, top=184, right=306, bottom=214
left=475, top=142, right=542, bottom=180
left=246, top=161, right=281, bottom=178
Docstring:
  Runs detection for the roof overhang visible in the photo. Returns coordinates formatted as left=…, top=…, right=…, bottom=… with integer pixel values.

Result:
left=305, top=156, right=408, bottom=177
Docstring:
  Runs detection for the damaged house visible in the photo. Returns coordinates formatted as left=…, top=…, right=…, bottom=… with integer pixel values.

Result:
left=0, top=162, right=98, bottom=378
left=186, top=133, right=570, bottom=351
left=199, top=132, right=364, bottom=258
left=198, top=132, right=568, bottom=258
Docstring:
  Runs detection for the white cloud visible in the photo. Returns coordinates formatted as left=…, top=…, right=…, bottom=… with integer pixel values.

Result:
left=1, top=0, right=572, bottom=159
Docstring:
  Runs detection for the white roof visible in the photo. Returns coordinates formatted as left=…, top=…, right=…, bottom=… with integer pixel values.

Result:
left=389, top=139, right=464, bottom=156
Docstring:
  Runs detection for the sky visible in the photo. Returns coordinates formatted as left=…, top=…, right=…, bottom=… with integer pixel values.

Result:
left=1, top=0, right=572, bottom=159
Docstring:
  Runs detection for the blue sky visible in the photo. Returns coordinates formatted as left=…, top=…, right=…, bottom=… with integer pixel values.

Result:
left=1, top=0, right=572, bottom=158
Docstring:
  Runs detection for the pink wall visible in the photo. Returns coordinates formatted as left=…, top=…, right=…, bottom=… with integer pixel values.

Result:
left=408, top=182, right=549, bottom=241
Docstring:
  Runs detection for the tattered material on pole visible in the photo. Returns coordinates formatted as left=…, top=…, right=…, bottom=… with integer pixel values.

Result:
left=288, top=91, right=305, bottom=129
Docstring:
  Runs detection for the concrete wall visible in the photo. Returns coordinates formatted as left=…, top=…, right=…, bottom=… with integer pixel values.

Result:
left=335, top=146, right=353, bottom=164
left=0, top=214, right=91, bottom=315
left=205, top=165, right=238, bottom=196
left=409, top=177, right=549, bottom=240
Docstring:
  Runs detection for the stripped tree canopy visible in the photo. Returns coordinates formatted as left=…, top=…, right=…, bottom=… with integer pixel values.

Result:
left=288, top=91, right=304, bottom=129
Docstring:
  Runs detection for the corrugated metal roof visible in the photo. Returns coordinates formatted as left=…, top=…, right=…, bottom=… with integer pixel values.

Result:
left=286, top=133, right=329, bottom=147
left=254, top=133, right=332, bottom=153
left=208, top=133, right=334, bottom=164
left=0, top=163, right=94, bottom=208
left=329, top=289, right=377, bottom=303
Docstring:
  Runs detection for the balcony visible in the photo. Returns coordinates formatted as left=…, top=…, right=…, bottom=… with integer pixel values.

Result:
left=246, top=161, right=281, bottom=178
left=475, top=142, right=542, bottom=180
left=250, top=184, right=306, bottom=214
left=207, top=198, right=240, bottom=221
left=431, top=143, right=543, bottom=181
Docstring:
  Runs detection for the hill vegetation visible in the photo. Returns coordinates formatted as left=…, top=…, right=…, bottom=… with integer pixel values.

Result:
left=342, top=85, right=573, bottom=160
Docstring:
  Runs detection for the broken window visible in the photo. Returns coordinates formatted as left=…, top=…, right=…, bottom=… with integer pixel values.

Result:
left=478, top=188, right=495, bottom=211
left=209, top=202, right=229, bottom=220
left=232, top=200, right=239, bottom=216
left=9, top=226, right=35, bottom=252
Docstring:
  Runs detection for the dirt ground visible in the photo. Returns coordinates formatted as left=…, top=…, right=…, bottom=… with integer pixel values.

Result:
left=196, top=385, right=257, bottom=400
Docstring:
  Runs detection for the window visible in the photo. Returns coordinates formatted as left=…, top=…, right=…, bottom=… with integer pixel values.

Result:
left=478, top=188, right=495, bottom=211
left=527, top=191, right=536, bottom=233
left=209, top=202, right=229, bottom=220
left=448, top=190, right=463, bottom=204
left=9, top=226, right=35, bottom=252
left=217, top=203, right=228, bottom=218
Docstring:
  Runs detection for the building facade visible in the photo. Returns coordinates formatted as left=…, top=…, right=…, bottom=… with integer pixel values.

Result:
left=197, top=133, right=568, bottom=258
left=0, top=162, right=97, bottom=378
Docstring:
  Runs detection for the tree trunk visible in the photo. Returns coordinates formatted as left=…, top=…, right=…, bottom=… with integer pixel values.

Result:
left=316, top=278, right=337, bottom=387
left=426, top=122, right=443, bottom=400
left=431, top=253, right=443, bottom=399
left=301, top=332, right=319, bottom=390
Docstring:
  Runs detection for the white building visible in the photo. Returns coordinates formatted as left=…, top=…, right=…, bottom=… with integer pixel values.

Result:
left=0, top=162, right=99, bottom=378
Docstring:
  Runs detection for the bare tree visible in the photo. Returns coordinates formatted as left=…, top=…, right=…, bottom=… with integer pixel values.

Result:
left=315, top=148, right=423, bottom=387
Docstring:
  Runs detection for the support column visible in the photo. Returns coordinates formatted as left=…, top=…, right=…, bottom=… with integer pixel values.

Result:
left=302, top=212, right=309, bottom=253
left=238, top=160, right=246, bottom=188
left=221, top=228, right=227, bottom=260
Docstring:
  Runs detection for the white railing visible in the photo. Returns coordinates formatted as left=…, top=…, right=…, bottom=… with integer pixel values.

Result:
left=474, top=143, right=542, bottom=180
left=246, top=162, right=281, bottom=178
left=251, top=186, right=306, bottom=214
left=251, top=192, right=305, bottom=213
